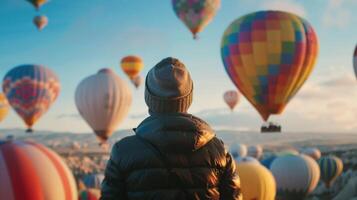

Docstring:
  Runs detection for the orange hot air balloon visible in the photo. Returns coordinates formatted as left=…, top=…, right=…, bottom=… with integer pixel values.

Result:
left=221, top=11, right=319, bottom=121
left=33, top=15, right=48, bottom=31
left=0, top=93, right=9, bottom=123
left=120, top=56, right=144, bottom=80
left=26, top=0, right=48, bottom=10
left=223, top=90, right=239, bottom=111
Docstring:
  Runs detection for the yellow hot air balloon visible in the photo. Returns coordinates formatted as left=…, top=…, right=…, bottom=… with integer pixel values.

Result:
left=236, top=161, right=276, bottom=200
left=0, top=93, right=9, bottom=122
left=120, top=55, right=144, bottom=80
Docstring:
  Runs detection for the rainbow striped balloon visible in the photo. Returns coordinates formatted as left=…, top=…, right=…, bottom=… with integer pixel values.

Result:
left=2, top=65, right=60, bottom=132
left=0, top=140, right=77, bottom=200
left=318, top=156, right=343, bottom=188
left=172, top=0, right=220, bottom=39
left=221, top=11, right=318, bottom=121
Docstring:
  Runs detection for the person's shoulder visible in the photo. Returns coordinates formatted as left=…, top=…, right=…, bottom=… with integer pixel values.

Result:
left=112, top=135, right=139, bottom=150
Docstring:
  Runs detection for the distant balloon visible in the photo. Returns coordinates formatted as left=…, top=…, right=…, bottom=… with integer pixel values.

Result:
left=79, top=189, right=100, bottom=200
left=26, top=0, right=48, bottom=10
left=221, top=11, right=319, bottom=121
left=223, top=90, right=239, bottom=111
left=271, top=155, right=320, bottom=199
left=276, top=148, right=299, bottom=156
left=33, top=15, right=48, bottom=31
left=318, top=156, right=343, bottom=188
left=302, top=147, right=321, bottom=160
left=0, top=140, right=77, bottom=199
left=120, top=56, right=144, bottom=80
left=131, top=75, right=142, bottom=89
left=229, top=143, right=247, bottom=158
left=261, top=155, right=277, bottom=169
left=83, top=174, right=104, bottom=189
left=236, top=161, right=276, bottom=200
left=75, top=68, right=132, bottom=143
left=235, top=156, right=260, bottom=165
left=248, top=145, right=263, bottom=160
left=172, top=0, right=220, bottom=39
left=0, top=93, right=9, bottom=123
left=3, top=64, right=61, bottom=132
left=353, top=45, right=357, bottom=79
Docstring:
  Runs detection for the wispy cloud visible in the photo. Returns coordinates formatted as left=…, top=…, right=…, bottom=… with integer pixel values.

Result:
left=260, top=0, right=307, bottom=17
left=322, top=0, right=355, bottom=28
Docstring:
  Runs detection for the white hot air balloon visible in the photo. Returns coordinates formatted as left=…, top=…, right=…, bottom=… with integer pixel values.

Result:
left=301, top=147, right=321, bottom=160
left=270, top=155, right=320, bottom=200
left=229, top=143, right=248, bottom=159
left=75, top=68, right=132, bottom=143
left=33, top=15, right=48, bottom=31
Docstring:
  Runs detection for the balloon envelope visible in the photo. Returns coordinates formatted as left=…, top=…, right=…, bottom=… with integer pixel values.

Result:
left=120, top=56, right=144, bottom=80
left=270, top=155, right=320, bottom=200
left=301, top=147, right=321, bottom=160
left=75, top=68, right=132, bottom=142
left=229, top=143, right=247, bottom=158
left=237, top=162, right=276, bottom=200
left=0, top=140, right=77, bottom=199
left=2, top=64, right=60, bottom=132
left=33, top=15, right=48, bottom=31
left=224, top=90, right=239, bottom=110
left=172, top=0, right=220, bottom=39
left=261, top=155, right=277, bottom=169
left=0, top=93, right=9, bottom=123
left=318, top=156, right=343, bottom=188
left=248, top=145, right=263, bottom=160
left=26, top=0, right=48, bottom=9
left=353, top=45, right=357, bottom=79
left=221, top=11, right=319, bottom=121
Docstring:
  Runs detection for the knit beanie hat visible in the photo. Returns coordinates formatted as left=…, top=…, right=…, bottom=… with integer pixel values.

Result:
left=145, top=57, right=193, bottom=113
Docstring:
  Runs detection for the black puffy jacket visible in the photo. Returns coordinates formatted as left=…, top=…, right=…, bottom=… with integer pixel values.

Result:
left=101, top=113, right=242, bottom=200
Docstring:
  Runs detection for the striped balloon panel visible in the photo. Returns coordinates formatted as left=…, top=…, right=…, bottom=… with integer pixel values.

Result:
left=120, top=56, right=144, bottom=79
left=2, top=65, right=60, bottom=127
left=172, top=0, right=220, bottom=36
left=78, top=190, right=100, bottom=200
left=318, top=156, right=343, bottom=187
left=0, top=140, right=77, bottom=200
left=221, top=11, right=318, bottom=120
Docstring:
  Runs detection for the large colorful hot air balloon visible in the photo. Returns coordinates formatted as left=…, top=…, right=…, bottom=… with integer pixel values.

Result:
left=270, top=155, right=320, bottom=200
left=318, top=156, right=343, bottom=188
left=229, top=143, right=247, bottom=159
left=33, top=15, right=48, bottom=31
left=353, top=45, right=357, bottom=79
left=83, top=174, right=104, bottom=189
left=236, top=160, right=276, bottom=200
left=221, top=11, right=319, bottom=121
left=26, top=0, right=48, bottom=10
left=302, top=147, right=321, bottom=160
left=75, top=68, right=132, bottom=143
left=172, top=0, right=221, bottom=39
left=3, top=65, right=61, bottom=132
left=223, top=90, right=240, bottom=111
left=120, top=55, right=144, bottom=81
left=78, top=189, right=100, bottom=200
left=0, top=93, right=9, bottom=123
left=248, top=145, right=263, bottom=160
left=0, top=140, right=77, bottom=199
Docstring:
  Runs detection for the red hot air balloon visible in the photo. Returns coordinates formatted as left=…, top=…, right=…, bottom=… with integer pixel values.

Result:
left=223, top=90, right=240, bottom=111
left=33, top=15, right=48, bottom=31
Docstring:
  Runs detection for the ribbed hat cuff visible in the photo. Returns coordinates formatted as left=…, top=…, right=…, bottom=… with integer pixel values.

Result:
left=145, top=86, right=193, bottom=113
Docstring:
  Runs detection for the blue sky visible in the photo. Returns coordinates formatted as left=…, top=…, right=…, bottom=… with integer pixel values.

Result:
left=0, top=0, right=356, bottom=133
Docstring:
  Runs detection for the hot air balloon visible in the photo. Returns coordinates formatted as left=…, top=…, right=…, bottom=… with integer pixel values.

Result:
left=229, top=143, right=247, bottom=159
left=248, top=145, right=263, bottom=160
left=3, top=64, right=61, bottom=132
left=26, top=0, right=48, bottom=10
left=83, top=174, right=104, bottom=189
left=0, top=140, right=78, bottom=199
left=131, top=75, right=142, bottom=89
left=236, top=161, right=276, bottom=200
left=270, top=155, right=320, bottom=200
left=318, top=156, right=343, bottom=188
left=223, top=90, right=239, bottom=111
left=353, top=45, right=357, bottom=79
left=172, top=0, right=221, bottom=39
left=221, top=11, right=319, bottom=121
left=33, top=15, right=48, bottom=31
left=79, top=189, right=100, bottom=200
left=120, top=55, right=144, bottom=81
left=0, top=93, right=9, bottom=123
left=75, top=68, right=132, bottom=143
left=261, top=155, right=277, bottom=169
left=302, top=147, right=321, bottom=160
left=276, top=148, right=299, bottom=156
left=236, top=156, right=260, bottom=164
